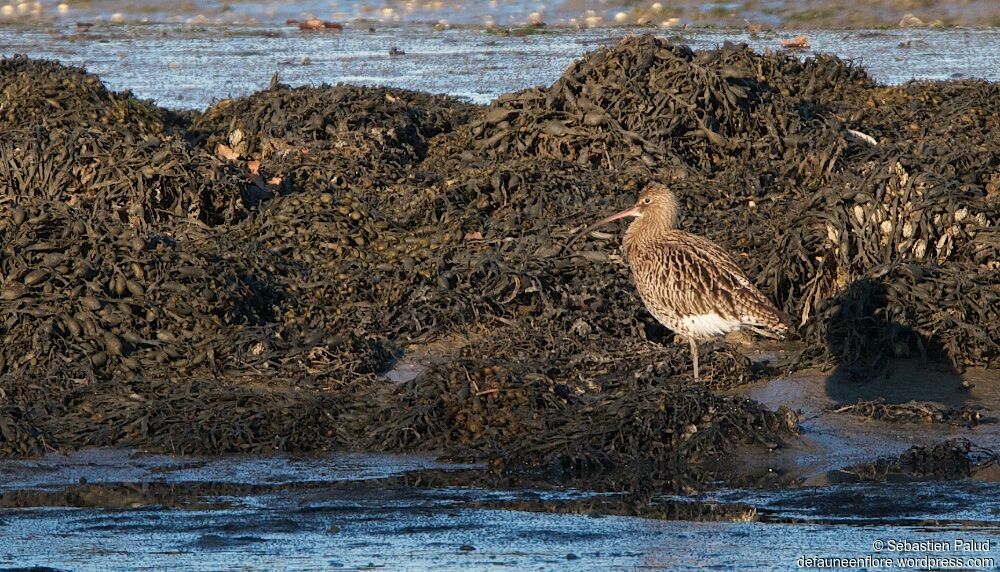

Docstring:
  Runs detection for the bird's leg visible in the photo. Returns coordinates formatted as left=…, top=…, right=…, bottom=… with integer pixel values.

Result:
left=688, top=338, right=700, bottom=380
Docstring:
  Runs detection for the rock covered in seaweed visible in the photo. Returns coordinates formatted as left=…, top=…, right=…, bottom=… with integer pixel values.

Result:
left=0, top=38, right=997, bottom=493
left=0, top=56, right=256, bottom=226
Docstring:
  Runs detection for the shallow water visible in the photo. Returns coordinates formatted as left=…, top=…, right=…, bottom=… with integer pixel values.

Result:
left=1, top=25, right=1000, bottom=108
left=1, top=450, right=997, bottom=571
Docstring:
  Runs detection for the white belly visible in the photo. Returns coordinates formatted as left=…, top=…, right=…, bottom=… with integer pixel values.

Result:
left=674, top=312, right=745, bottom=338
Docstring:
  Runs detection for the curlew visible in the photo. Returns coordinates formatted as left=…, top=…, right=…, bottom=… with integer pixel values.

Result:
left=566, top=183, right=788, bottom=379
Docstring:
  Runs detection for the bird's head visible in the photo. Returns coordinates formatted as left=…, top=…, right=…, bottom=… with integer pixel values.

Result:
left=564, top=183, right=679, bottom=252
left=632, top=183, right=679, bottom=226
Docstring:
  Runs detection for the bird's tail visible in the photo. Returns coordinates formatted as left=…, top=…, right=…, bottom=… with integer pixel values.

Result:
left=749, top=323, right=788, bottom=340
left=748, top=305, right=791, bottom=340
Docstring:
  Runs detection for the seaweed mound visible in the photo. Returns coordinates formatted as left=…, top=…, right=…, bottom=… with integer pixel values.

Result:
left=0, top=56, right=254, bottom=226
left=191, top=81, right=475, bottom=162
left=454, top=35, right=998, bottom=371
left=850, top=439, right=999, bottom=480
left=835, top=398, right=985, bottom=427
left=354, top=327, right=785, bottom=492
left=189, top=81, right=476, bottom=199
left=1, top=37, right=998, bottom=491
left=0, top=55, right=165, bottom=132
left=464, top=37, right=871, bottom=178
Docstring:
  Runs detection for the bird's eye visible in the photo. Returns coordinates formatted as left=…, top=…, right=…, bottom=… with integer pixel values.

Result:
left=643, top=197, right=652, bottom=204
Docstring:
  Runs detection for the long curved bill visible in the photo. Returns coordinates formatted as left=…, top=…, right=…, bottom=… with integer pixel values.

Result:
left=562, top=205, right=641, bottom=253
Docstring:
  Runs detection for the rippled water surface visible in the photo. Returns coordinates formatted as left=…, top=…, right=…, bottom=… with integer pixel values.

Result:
left=1, top=450, right=998, bottom=571
left=2, top=26, right=999, bottom=108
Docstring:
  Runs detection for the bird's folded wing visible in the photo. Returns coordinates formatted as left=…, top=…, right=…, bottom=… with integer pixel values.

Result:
left=633, top=233, right=779, bottom=326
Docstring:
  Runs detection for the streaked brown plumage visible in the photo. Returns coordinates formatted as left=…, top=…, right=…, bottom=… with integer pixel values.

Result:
left=567, top=183, right=788, bottom=379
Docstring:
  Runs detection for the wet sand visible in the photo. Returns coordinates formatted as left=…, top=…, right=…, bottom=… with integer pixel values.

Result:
left=732, top=361, right=1000, bottom=484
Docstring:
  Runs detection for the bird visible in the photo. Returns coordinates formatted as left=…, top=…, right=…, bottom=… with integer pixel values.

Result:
left=565, top=183, right=788, bottom=379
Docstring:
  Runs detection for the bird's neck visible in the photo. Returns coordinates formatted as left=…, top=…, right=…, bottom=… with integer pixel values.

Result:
left=624, top=214, right=675, bottom=252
